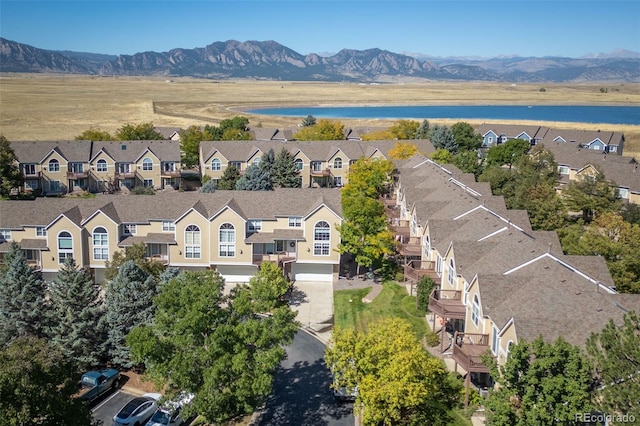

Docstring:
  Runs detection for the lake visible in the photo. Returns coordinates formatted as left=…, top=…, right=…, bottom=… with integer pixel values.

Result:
left=248, top=105, right=640, bottom=125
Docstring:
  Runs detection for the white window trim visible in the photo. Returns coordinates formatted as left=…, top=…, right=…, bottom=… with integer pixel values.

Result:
left=248, top=220, right=262, bottom=232
left=142, top=158, right=154, bottom=171
left=219, top=223, right=236, bottom=258
left=57, top=231, right=73, bottom=264
left=288, top=217, right=302, bottom=228
left=92, top=227, right=109, bottom=261
left=162, top=221, right=176, bottom=232
left=123, top=224, right=137, bottom=235
left=471, top=295, right=480, bottom=327
left=313, top=221, right=331, bottom=256
left=96, top=159, right=108, bottom=172
left=185, top=224, right=201, bottom=259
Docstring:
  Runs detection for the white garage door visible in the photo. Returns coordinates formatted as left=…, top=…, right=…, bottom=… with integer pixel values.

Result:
left=292, top=263, right=334, bottom=282
left=216, top=265, right=258, bottom=283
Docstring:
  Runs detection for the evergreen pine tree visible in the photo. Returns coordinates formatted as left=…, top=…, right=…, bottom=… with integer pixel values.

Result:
left=272, top=148, right=302, bottom=188
left=0, top=242, right=50, bottom=346
left=217, top=164, right=240, bottom=190
left=104, top=260, right=157, bottom=367
left=235, top=164, right=273, bottom=191
left=49, top=257, right=105, bottom=368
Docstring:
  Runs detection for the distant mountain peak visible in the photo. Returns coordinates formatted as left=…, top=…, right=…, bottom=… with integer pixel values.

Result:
left=1, top=38, right=639, bottom=83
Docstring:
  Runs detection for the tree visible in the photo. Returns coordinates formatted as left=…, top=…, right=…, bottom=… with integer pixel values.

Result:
left=430, top=148, right=454, bottom=164
left=562, top=167, right=621, bottom=222
left=451, top=121, right=482, bottom=151
left=105, top=242, right=165, bottom=281
left=48, top=257, right=106, bottom=368
left=325, top=318, right=461, bottom=425
left=301, top=114, right=316, bottom=127
left=219, top=116, right=250, bottom=133
left=388, top=119, right=420, bottom=140
left=221, top=127, right=252, bottom=140
left=415, top=119, right=430, bottom=139
left=0, top=136, right=24, bottom=197
left=127, top=271, right=298, bottom=424
left=217, top=164, right=241, bottom=190
left=388, top=141, right=419, bottom=160
left=586, top=311, right=640, bottom=419
left=483, top=337, right=593, bottom=425
left=621, top=202, right=640, bottom=225
left=416, top=276, right=435, bottom=312
left=104, top=261, right=158, bottom=367
left=293, top=119, right=345, bottom=140
left=115, top=122, right=164, bottom=140
left=454, top=150, right=484, bottom=178
left=180, top=125, right=207, bottom=168
left=485, top=138, right=530, bottom=170
left=248, top=262, right=290, bottom=312
left=74, top=127, right=113, bottom=141
left=235, top=163, right=272, bottom=190
left=559, top=213, right=640, bottom=294
left=429, top=124, right=458, bottom=153
left=199, top=179, right=217, bottom=193
left=0, top=242, right=50, bottom=346
left=0, top=336, right=94, bottom=426
left=272, top=148, right=301, bottom=188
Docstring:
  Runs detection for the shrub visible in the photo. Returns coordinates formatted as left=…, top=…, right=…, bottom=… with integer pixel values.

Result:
left=130, top=186, right=155, bottom=195
left=416, top=276, right=435, bottom=311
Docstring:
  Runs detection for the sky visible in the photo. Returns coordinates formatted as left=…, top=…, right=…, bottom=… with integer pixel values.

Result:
left=1, top=1, right=639, bottom=58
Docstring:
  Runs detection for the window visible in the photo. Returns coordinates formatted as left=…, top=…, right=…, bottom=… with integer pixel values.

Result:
left=123, top=224, right=137, bottom=235
left=424, top=235, right=430, bottom=253
left=230, top=161, right=242, bottom=171
left=617, top=187, right=629, bottom=199
left=93, top=227, right=109, bottom=260
left=48, top=159, right=60, bottom=172
left=162, top=221, right=175, bottom=232
left=118, top=163, right=131, bottom=174
left=36, top=227, right=46, bottom=237
left=70, top=163, right=83, bottom=173
left=248, top=220, right=262, bottom=232
left=26, top=180, right=39, bottom=190
left=253, top=157, right=261, bottom=166
left=211, top=158, right=221, bottom=171
left=558, top=165, right=570, bottom=175
left=219, top=223, right=235, bottom=257
left=448, top=258, right=455, bottom=286
left=333, top=176, right=342, bottom=187
left=313, top=221, right=330, bottom=256
left=288, top=217, right=302, bottom=228
left=311, top=161, right=322, bottom=172
left=23, top=164, right=36, bottom=175
left=471, top=295, right=480, bottom=327
left=96, top=159, right=107, bottom=172
left=294, top=159, right=303, bottom=170
left=142, top=158, right=153, bottom=171
left=333, top=157, right=343, bottom=169
left=491, top=326, right=499, bottom=355
left=0, top=229, right=11, bottom=242
left=143, top=179, right=154, bottom=187
left=185, top=225, right=201, bottom=259
left=49, top=180, right=61, bottom=192
left=58, top=231, right=73, bottom=264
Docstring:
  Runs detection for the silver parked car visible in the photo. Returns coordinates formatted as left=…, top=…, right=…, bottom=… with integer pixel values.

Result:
left=113, top=393, right=161, bottom=426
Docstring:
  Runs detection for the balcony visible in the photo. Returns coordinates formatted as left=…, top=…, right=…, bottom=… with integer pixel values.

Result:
left=310, top=168, right=332, bottom=177
left=404, top=260, right=439, bottom=283
left=26, top=259, right=42, bottom=271
left=398, top=236, right=421, bottom=257
left=252, top=251, right=296, bottom=267
left=380, top=193, right=397, bottom=207
left=161, top=169, right=181, bottom=178
left=66, top=170, right=89, bottom=179
left=24, top=171, right=41, bottom=178
left=429, top=289, right=466, bottom=319
left=115, top=171, right=136, bottom=179
left=452, top=332, right=491, bottom=373
left=389, top=219, right=410, bottom=239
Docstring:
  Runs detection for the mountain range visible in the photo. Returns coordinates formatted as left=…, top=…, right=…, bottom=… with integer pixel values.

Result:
left=1, top=38, right=639, bottom=83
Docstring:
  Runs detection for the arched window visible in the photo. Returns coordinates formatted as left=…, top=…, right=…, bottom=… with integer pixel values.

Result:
left=48, top=159, right=60, bottom=172
left=92, top=227, right=109, bottom=260
left=219, top=223, right=235, bottom=257
left=448, top=258, right=456, bottom=286
left=294, top=159, right=303, bottom=171
left=506, top=341, right=513, bottom=359
left=211, top=158, right=221, bottom=171
left=333, top=157, right=343, bottom=169
left=313, top=221, right=330, bottom=256
left=185, top=225, right=201, bottom=259
left=253, top=157, right=261, bottom=166
left=142, top=157, right=153, bottom=171
left=57, top=231, right=73, bottom=264
left=472, top=295, right=480, bottom=327
left=96, top=159, right=108, bottom=172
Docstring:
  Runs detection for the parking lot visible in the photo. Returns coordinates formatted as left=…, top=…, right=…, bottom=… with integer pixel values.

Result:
left=90, top=389, right=139, bottom=425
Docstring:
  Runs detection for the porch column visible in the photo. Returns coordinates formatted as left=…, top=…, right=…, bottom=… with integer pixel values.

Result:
left=465, top=372, right=470, bottom=407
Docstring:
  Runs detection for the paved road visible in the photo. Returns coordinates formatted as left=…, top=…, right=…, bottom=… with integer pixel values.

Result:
left=91, top=389, right=137, bottom=425
left=259, top=330, right=354, bottom=426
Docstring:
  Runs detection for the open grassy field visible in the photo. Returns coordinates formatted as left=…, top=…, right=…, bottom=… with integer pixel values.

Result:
left=1, top=74, right=639, bottom=156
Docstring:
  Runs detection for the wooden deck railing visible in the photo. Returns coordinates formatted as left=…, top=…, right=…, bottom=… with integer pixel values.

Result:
left=452, top=332, right=491, bottom=373
left=404, top=260, right=439, bottom=282
left=429, top=289, right=466, bottom=319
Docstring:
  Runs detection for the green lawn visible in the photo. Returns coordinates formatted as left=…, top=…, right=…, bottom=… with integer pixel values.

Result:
left=333, top=281, right=429, bottom=340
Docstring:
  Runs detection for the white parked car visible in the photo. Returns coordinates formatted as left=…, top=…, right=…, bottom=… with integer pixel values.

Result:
left=113, top=393, right=161, bottom=426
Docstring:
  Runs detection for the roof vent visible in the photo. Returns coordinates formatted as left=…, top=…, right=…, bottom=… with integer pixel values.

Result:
left=121, top=144, right=127, bottom=150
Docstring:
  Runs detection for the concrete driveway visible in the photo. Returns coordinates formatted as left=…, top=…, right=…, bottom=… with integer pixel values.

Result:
left=288, top=281, right=334, bottom=344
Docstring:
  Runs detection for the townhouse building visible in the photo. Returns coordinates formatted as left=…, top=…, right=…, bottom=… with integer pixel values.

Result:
left=11, top=140, right=182, bottom=194
left=386, top=156, right=640, bottom=395
left=476, top=124, right=625, bottom=154
left=199, top=139, right=421, bottom=188
left=0, top=189, right=342, bottom=285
